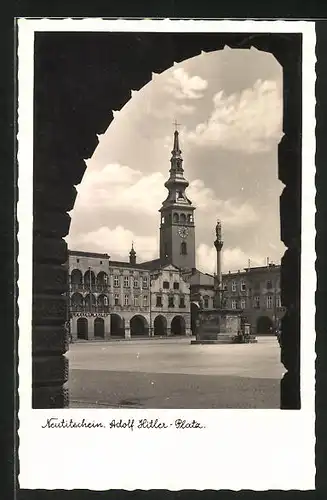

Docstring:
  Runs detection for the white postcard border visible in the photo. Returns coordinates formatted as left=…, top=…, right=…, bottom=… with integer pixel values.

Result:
left=17, top=18, right=316, bottom=491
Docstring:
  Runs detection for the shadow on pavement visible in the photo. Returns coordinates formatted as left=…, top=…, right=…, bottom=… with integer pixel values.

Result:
left=69, top=368, right=280, bottom=409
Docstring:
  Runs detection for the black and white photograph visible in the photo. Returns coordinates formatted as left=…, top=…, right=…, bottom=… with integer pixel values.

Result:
left=17, top=18, right=316, bottom=490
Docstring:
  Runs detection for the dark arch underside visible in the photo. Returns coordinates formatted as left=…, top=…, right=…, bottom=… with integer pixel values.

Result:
left=33, top=31, right=301, bottom=409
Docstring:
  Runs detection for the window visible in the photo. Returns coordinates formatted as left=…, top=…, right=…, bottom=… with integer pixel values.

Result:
left=133, top=277, right=139, bottom=288
left=142, top=276, right=148, bottom=288
left=173, top=213, right=179, bottom=223
left=100, top=260, right=103, bottom=265
left=181, top=242, right=187, bottom=255
left=163, top=281, right=169, bottom=289
left=161, top=215, right=165, bottom=224
left=276, top=295, right=281, bottom=308
left=231, top=299, right=237, bottom=310
left=223, top=283, right=227, bottom=291
left=143, top=295, right=148, bottom=306
left=173, top=282, right=179, bottom=290
left=204, top=296, right=209, bottom=308
left=267, top=295, right=273, bottom=309
left=253, top=296, right=260, bottom=308
left=240, top=299, right=246, bottom=310
left=180, top=213, right=186, bottom=223
left=187, top=214, right=193, bottom=223
left=241, top=280, right=246, bottom=292
left=124, top=294, right=129, bottom=306
left=123, top=276, right=129, bottom=288
left=168, top=296, right=175, bottom=308
left=134, top=296, right=139, bottom=307
left=156, top=295, right=162, bottom=307
left=103, top=274, right=108, bottom=283
left=104, top=296, right=108, bottom=306
left=114, top=294, right=119, bottom=306
left=267, top=280, right=272, bottom=289
left=76, top=259, right=80, bottom=263
left=179, top=296, right=185, bottom=308
left=114, top=275, right=119, bottom=287
left=231, top=281, right=237, bottom=292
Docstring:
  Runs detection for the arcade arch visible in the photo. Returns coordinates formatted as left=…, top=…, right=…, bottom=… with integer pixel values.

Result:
left=130, top=315, right=149, bottom=336
left=171, top=315, right=186, bottom=336
left=153, top=315, right=167, bottom=336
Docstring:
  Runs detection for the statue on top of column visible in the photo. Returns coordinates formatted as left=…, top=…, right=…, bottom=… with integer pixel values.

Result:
left=215, top=219, right=223, bottom=242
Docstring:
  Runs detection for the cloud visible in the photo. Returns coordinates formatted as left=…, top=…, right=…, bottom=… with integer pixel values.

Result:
left=196, top=243, right=264, bottom=274
left=164, top=68, right=208, bottom=100
left=188, top=179, right=259, bottom=227
left=72, top=163, right=259, bottom=236
left=145, top=101, right=195, bottom=118
left=187, top=79, right=283, bottom=153
left=67, top=225, right=158, bottom=262
left=73, top=163, right=166, bottom=216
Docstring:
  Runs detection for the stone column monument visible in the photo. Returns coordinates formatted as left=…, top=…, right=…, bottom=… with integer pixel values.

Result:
left=191, top=220, right=241, bottom=344
left=214, top=219, right=224, bottom=309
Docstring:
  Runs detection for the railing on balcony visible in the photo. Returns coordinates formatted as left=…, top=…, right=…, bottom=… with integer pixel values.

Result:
left=70, top=283, right=110, bottom=292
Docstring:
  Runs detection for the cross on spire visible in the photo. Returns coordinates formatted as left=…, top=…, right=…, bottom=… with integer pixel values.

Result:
left=173, top=119, right=181, bottom=131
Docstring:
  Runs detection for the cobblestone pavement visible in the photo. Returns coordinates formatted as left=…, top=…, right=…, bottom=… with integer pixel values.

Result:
left=67, top=336, right=284, bottom=409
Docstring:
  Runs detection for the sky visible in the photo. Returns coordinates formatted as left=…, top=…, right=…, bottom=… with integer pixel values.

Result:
left=66, top=46, right=285, bottom=274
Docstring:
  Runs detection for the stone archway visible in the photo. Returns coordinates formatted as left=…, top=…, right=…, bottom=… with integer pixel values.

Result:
left=94, top=317, right=105, bottom=338
left=110, top=314, right=125, bottom=338
left=33, top=31, right=302, bottom=409
left=77, top=318, right=88, bottom=340
left=171, top=315, right=186, bottom=336
left=256, top=316, right=274, bottom=335
left=153, top=315, right=167, bottom=336
left=130, top=315, right=149, bottom=336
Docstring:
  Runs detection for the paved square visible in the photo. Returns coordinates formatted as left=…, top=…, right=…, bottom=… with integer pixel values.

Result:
left=67, top=336, right=284, bottom=409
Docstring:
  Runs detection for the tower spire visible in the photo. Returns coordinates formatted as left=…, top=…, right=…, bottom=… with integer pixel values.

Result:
left=159, top=127, right=196, bottom=271
left=129, top=241, right=136, bottom=265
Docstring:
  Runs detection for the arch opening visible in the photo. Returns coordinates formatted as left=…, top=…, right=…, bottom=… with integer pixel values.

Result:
left=85, top=293, right=96, bottom=313
left=84, top=270, right=96, bottom=287
left=130, top=315, right=149, bottom=336
left=97, top=294, right=109, bottom=312
left=171, top=315, right=186, bottom=336
left=256, top=315, right=274, bottom=335
left=77, top=317, right=88, bottom=340
left=94, top=317, right=105, bottom=338
left=153, top=315, right=167, bottom=336
left=71, top=292, right=84, bottom=312
left=110, top=314, right=125, bottom=338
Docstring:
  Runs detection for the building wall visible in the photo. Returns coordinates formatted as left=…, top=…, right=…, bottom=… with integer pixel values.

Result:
left=68, top=253, right=191, bottom=339
left=150, top=264, right=191, bottom=335
left=222, top=264, right=284, bottom=334
left=188, top=265, right=284, bottom=335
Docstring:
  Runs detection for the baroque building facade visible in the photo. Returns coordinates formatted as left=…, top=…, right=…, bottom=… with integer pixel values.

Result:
left=68, top=250, right=191, bottom=340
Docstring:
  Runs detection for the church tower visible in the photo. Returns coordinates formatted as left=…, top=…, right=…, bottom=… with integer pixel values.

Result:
left=159, top=127, right=196, bottom=271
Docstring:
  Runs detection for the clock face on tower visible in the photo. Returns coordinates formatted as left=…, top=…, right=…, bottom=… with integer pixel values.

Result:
left=178, top=226, right=189, bottom=238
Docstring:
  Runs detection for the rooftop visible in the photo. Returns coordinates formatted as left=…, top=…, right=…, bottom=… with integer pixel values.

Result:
left=69, top=250, right=110, bottom=259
